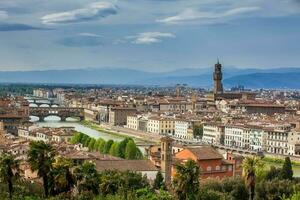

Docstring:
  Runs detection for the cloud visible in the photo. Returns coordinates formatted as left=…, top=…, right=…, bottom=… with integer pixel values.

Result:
left=41, top=2, right=117, bottom=24
left=57, top=33, right=104, bottom=47
left=0, top=23, right=49, bottom=31
left=77, top=32, right=102, bottom=37
left=0, top=11, right=8, bottom=20
left=127, top=32, right=175, bottom=44
left=157, top=6, right=261, bottom=24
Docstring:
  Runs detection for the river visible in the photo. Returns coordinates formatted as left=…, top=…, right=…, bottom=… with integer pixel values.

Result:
left=30, top=116, right=147, bottom=154
left=30, top=116, right=125, bottom=141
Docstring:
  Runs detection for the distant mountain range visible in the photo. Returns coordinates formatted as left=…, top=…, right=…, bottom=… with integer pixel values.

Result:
left=0, top=67, right=300, bottom=89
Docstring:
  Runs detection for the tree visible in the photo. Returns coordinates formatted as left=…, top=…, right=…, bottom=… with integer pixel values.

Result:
left=83, top=137, right=91, bottom=147
left=118, top=138, right=132, bottom=158
left=125, top=140, right=142, bottom=159
left=70, top=132, right=84, bottom=144
left=99, top=140, right=106, bottom=153
left=265, top=166, right=281, bottom=181
left=289, top=191, right=300, bottom=200
left=153, top=171, right=165, bottom=190
left=193, top=124, right=203, bottom=138
left=94, top=138, right=103, bottom=151
left=281, top=157, right=293, bottom=180
left=51, top=156, right=74, bottom=195
left=103, top=140, right=114, bottom=154
left=0, top=153, right=20, bottom=199
left=255, top=179, right=294, bottom=200
left=109, top=142, right=120, bottom=157
left=88, top=138, right=96, bottom=151
left=81, top=134, right=90, bottom=146
left=27, top=141, right=55, bottom=197
left=73, top=161, right=99, bottom=195
left=222, top=177, right=248, bottom=200
left=242, top=156, right=264, bottom=200
left=99, top=170, right=120, bottom=196
left=173, top=159, right=200, bottom=200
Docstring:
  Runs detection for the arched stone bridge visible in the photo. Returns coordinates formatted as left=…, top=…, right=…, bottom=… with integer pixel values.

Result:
left=29, top=107, right=85, bottom=121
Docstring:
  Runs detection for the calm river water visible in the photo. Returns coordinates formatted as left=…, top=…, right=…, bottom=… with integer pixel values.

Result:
left=30, top=116, right=124, bottom=141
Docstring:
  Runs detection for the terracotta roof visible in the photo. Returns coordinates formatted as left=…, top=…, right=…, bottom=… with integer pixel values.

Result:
left=63, top=151, right=122, bottom=161
left=95, top=160, right=158, bottom=172
left=186, top=146, right=223, bottom=160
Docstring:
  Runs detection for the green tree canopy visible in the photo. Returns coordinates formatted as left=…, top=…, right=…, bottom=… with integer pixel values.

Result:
left=73, top=161, right=99, bottom=195
left=173, top=159, right=200, bottom=200
left=88, top=138, right=96, bottom=151
left=153, top=170, right=165, bottom=190
left=103, top=140, right=114, bottom=154
left=51, top=156, right=74, bottom=195
left=281, top=157, right=293, bottom=180
left=27, top=141, right=55, bottom=197
left=242, top=156, right=264, bottom=200
left=0, top=153, right=20, bottom=199
left=125, top=140, right=139, bottom=159
left=109, top=142, right=120, bottom=157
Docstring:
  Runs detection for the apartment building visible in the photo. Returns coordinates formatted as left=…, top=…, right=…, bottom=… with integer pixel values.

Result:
left=224, top=125, right=244, bottom=148
left=202, top=123, right=225, bottom=145
left=127, top=115, right=138, bottom=130
left=265, top=127, right=289, bottom=155
left=159, top=100, right=193, bottom=113
left=287, top=130, right=300, bottom=156
left=174, top=120, right=194, bottom=140
left=109, top=107, right=137, bottom=126
left=147, top=117, right=175, bottom=135
left=249, top=128, right=266, bottom=151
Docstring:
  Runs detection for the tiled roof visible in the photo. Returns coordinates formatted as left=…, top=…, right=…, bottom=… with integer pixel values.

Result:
left=95, top=160, right=158, bottom=172
left=63, top=151, right=122, bottom=161
left=186, top=146, right=223, bottom=160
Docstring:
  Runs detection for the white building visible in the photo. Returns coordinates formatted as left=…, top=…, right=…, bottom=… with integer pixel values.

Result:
left=126, top=115, right=138, bottom=130
left=147, top=117, right=175, bottom=135
left=202, top=123, right=225, bottom=145
left=224, top=125, right=245, bottom=149
left=174, top=121, right=193, bottom=140
left=249, top=128, right=266, bottom=151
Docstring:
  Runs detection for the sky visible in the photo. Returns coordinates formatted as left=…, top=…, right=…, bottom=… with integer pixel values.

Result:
left=0, top=0, right=300, bottom=72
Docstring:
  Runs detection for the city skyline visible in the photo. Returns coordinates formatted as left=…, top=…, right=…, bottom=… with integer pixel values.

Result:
left=0, top=0, right=300, bottom=72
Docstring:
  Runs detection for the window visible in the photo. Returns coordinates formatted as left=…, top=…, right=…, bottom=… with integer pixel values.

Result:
left=207, top=166, right=212, bottom=171
left=215, top=166, right=220, bottom=171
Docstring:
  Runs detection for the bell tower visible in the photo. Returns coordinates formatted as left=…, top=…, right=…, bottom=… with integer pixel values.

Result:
left=213, top=60, right=223, bottom=94
left=160, top=136, right=174, bottom=187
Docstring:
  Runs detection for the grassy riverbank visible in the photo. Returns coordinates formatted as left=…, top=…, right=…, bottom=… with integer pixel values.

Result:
left=80, top=120, right=153, bottom=143
left=262, top=157, right=300, bottom=177
left=262, top=157, right=300, bottom=167
left=80, top=120, right=127, bottom=138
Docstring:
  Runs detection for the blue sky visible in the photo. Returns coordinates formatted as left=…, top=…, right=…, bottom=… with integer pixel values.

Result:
left=0, top=0, right=300, bottom=72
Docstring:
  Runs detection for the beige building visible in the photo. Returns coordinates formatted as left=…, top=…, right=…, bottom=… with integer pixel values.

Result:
left=174, top=120, right=194, bottom=140
left=202, top=123, right=225, bottom=145
left=126, top=115, right=138, bottom=130
left=109, top=107, right=137, bottom=126
left=147, top=117, right=175, bottom=135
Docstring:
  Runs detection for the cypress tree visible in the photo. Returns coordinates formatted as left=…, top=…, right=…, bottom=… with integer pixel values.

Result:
left=153, top=171, right=165, bottom=190
left=125, top=140, right=138, bottom=159
left=109, top=142, right=120, bottom=157
left=99, top=140, right=106, bottom=153
left=103, top=140, right=114, bottom=154
left=88, top=138, right=96, bottom=151
left=118, top=138, right=132, bottom=158
left=281, top=157, right=293, bottom=180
